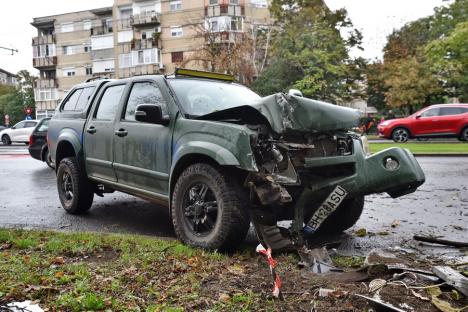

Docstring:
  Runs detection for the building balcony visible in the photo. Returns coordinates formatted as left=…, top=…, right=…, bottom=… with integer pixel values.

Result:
left=130, top=12, right=161, bottom=27
left=210, top=31, right=244, bottom=43
left=32, top=34, right=56, bottom=46
left=117, top=18, right=132, bottom=31
left=35, top=78, right=57, bottom=89
left=119, top=63, right=161, bottom=78
left=90, top=26, right=113, bottom=36
left=33, top=56, right=57, bottom=68
left=131, top=38, right=158, bottom=50
left=206, top=4, right=244, bottom=17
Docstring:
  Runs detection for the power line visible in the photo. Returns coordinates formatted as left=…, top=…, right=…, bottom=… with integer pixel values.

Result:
left=0, top=46, right=18, bottom=55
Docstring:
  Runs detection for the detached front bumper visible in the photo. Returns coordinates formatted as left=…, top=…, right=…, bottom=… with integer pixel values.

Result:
left=303, top=140, right=425, bottom=198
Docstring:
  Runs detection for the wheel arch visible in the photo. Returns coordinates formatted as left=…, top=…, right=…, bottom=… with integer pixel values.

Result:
left=391, top=125, right=413, bottom=138
left=40, top=144, right=49, bottom=161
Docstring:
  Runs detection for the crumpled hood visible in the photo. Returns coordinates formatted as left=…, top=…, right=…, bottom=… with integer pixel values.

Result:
left=197, top=93, right=361, bottom=134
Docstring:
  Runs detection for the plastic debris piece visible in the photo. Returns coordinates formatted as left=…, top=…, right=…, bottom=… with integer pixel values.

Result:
left=6, top=301, right=44, bottom=312
left=433, top=266, right=468, bottom=297
left=354, top=294, right=406, bottom=312
left=369, top=279, right=387, bottom=293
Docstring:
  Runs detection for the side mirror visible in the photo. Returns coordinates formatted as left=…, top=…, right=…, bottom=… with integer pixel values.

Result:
left=288, top=89, right=303, bottom=97
left=135, top=104, right=169, bottom=125
left=415, top=114, right=421, bottom=119
left=11, top=126, right=16, bottom=130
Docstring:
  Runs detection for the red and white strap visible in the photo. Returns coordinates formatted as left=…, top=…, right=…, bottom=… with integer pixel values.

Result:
left=256, top=243, right=283, bottom=299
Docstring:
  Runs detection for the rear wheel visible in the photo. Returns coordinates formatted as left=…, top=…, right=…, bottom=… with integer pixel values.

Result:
left=57, top=157, right=94, bottom=214
left=171, top=163, right=250, bottom=250
left=392, top=128, right=409, bottom=143
left=2, top=135, right=11, bottom=145
left=459, top=127, right=468, bottom=141
left=44, top=149, right=54, bottom=169
left=313, top=196, right=365, bottom=235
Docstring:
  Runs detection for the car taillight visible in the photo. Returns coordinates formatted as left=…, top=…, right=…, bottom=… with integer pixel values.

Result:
left=29, top=135, right=34, bottom=145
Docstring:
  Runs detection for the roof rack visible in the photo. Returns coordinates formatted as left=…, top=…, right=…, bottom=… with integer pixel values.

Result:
left=85, top=76, right=110, bottom=83
left=174, top=68, right=234, bottom=82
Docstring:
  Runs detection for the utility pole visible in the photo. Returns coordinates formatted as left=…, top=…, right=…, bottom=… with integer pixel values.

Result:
left=0, top=46, right=18, bottom=55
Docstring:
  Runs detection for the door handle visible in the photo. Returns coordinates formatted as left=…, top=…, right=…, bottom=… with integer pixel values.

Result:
left=86, top=126, right=96, bottom=134
left=115, top=129, right=128, bottom=137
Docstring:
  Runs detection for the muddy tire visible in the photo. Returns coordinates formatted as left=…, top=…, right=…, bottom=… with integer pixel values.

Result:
left=171, top=163, right=250, bottom=250
left=392, top=128, right=409, bottom=143
left=314, top=196, right=365, bottom=235
left=57, top=157, right=94, bottom=214
left=2, top=135, right=11, bottom=145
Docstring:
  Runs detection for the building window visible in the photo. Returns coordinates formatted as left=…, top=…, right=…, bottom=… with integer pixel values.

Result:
left=251, top=0, right=267, bottom=7
left=86, top=67, right=93, bottom=75
left=132, top=49, right=157, bottom=65
left=61, top=22, right=74, bottom=33
left=140, top=4, right=156, bottom=14
left=63, top=46, right=77, bottom=55
left=119, top=53, right=132, bottom=68
left=141, top=29, right=155, bottom=40
left=105, top=18, right=113, bottom=33
left=35, top=88, right=57, bottom=101
left=83, top=20, right=92, bottom=30
left=230, top=0, right=239, bottom=4
left=210, top=21, right=218, bottom=31
left=209, top=0, right=218, bottom=5
left=84, top=45, right=92, bottom=53
left=231, top=17, right=243, bottom=31
left=170, top=0, right=182, bottom=11
left=63, top=68, right=76, bottom=77
left=171, top=26, right=183, bottom=37
left=171, top=51, right=183, bottom=63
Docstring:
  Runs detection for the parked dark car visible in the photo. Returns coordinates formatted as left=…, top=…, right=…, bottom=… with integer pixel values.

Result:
left=28, top=118, right=53, bottom=168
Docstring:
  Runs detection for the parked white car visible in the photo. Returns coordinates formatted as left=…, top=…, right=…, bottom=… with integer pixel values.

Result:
left=0, top=120, right=38, bottom=145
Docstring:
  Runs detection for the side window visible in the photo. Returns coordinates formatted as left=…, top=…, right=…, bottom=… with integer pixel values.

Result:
left=95, top=85, right=126, bottom=120
left=421, top=108, right=439, bottom=117
left=439, top=107, right=462, bottom=116
left=62, top=89, right=83, bottom=111
left=124, top=82, right=168, bottom=121
left=25, top=121, right=37, bottom=128
left=14, top=122, right=25, bottom=129
left=75, top=86, right=96, bottom=111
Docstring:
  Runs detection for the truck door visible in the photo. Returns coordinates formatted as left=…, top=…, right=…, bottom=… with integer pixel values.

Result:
left=112, top=80, right=172, bottom=197
left=84, top=84, right=126, bottom=182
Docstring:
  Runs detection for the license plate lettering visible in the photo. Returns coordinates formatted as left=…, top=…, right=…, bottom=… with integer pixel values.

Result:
left=308, top=185, right=348, bottom=230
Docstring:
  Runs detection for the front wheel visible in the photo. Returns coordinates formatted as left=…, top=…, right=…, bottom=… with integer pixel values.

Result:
left=392, top=128, right=410, bottom=143
left=314, top=196, right=365, bottom=235
left=171, top=163, right=250, bottom=250
left=2, top=135, right=11, bottom=145
left=57, top=157, right=94, bottom=214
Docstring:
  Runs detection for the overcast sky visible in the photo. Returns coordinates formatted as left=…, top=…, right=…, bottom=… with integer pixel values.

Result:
left=0, top=0, right=449, bottom=76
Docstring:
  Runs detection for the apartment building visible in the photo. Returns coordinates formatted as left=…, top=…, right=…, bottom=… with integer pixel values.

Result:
left=32, top=0, right=270, bottom=118
left=0, top=68, right=18, bottom=86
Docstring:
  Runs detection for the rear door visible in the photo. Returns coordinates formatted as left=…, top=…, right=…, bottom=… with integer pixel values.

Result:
left=84, top=83, right=126, bottom=182
left=112, top=79, right=172, bottom=196
left=438, top=107, right=465, bottom=134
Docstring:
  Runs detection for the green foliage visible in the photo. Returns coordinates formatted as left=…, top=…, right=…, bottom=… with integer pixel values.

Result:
left=0, top=70, right=36, bottom=125
left=255, top=0, right=364, bottom=103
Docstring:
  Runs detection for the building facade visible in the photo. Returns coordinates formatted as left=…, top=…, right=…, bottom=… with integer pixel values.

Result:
left=0, top=68, right=18, bottom=86
left=32, top=0, right=270, bottom=118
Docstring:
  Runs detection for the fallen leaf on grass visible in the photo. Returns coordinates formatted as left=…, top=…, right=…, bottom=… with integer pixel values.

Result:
left=50, top=257, right=65, bottom=265
left=55, top=271, right=64, bottom=278
left=377, top=231, right=390, bottom=236
left=0, top=243, right=12, bottom=250
left=355, top=228, right=367, bottom=237
left=431, top=295, right=461, bottom=312
left=218, top=293, right=231, bottom=302
left=24, top=255, right=31, bottom=263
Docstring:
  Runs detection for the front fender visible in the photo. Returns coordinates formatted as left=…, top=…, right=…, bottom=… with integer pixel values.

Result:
left=172, top=141, right=241, bottom=169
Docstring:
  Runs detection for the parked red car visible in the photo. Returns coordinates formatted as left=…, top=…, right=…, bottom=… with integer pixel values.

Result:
left=378, top=104, right=468, bottom=142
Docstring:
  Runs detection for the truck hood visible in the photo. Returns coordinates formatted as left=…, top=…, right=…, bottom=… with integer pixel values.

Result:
left=197, top=93, right=360, bottom=134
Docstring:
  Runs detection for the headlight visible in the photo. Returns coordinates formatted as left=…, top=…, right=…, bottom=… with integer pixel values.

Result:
left=379, top=121, right=390, bottom=127
left=360, top=136, right=371, bottom=156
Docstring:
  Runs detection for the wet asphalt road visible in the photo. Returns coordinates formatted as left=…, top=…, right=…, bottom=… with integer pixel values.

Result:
left=0, top=145, right=467, bottom=258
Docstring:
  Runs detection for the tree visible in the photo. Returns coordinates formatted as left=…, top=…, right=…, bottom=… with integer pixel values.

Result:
left=425, top=21, right=468, bottom=102
left=254, top=0, right=364, bottom=102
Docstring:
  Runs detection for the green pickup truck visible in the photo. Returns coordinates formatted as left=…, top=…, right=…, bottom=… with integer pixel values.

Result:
left=48, top=69, right=425, bottom=250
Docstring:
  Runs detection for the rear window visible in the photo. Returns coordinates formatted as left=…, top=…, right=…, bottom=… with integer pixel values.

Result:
left=37, top=119, right=50, bottom=132
left=440, top=107, right=468, bottom=116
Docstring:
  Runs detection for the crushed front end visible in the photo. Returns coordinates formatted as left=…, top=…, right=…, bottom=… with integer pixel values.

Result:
left=242, top=94, right=425, bottom=249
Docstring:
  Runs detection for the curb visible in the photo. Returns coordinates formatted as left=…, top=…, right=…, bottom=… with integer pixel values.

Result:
left=413, top=153, right=468, bottom=157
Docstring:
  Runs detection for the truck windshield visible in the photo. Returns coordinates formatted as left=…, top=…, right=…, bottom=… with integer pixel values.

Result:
left=168, top=79, right=261, bottom=116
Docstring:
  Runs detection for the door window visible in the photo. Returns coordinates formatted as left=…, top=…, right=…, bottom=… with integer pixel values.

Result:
left=75, top=87, right=96, bottom=111
left=62, top=89, right=83, bottom=111
left=25, top=121, right=37, bottom=128
left=421, top=108, right=439, bottom=117
left=13, top=122, right=25, bottom=129
left=439, top=107, right=464, bottom=116
left=95, top=85, right=126, bottom=120
left=124, top=82, right=167, bottom=121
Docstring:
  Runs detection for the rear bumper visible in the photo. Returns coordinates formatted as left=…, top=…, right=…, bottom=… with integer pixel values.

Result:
left=28, top=145, right=43, bottom=161
left=302, top=140, right=425, bottom=199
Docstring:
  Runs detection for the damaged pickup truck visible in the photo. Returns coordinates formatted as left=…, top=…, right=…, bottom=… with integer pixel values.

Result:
left=48, top=68, right=425, bottom=250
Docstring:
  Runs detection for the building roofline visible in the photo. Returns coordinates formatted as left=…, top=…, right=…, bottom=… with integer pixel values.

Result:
left=31, top=6, right=113, bottom=27
left=0, top=68, right=17, bottom=78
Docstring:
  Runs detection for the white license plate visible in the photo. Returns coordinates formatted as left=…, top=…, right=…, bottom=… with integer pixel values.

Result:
left=307, top=185, right=348, bottom=230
